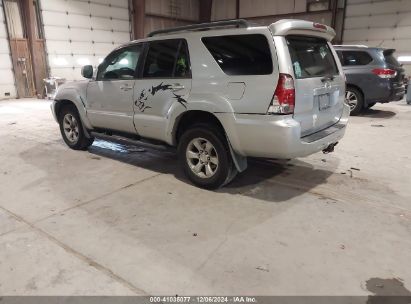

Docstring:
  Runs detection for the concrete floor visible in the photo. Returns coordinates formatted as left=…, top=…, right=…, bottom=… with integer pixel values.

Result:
left=0, top=99, right=410, bottom=296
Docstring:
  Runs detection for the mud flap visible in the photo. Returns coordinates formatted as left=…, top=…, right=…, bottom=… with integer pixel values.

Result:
left=226, top=136, right=248, bottom=172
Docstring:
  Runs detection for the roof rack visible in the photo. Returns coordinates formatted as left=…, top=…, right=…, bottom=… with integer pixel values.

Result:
left=147, top=19, right=250, bottom=37
left=333, top=45, right=369, bottom=48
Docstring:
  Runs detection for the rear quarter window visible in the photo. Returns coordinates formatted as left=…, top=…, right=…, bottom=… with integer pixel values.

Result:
left=287, top=36, right=338, bottom=79
left=201, top=34, right=273, bottom=76
left=340, top=51, right=373, bottom=66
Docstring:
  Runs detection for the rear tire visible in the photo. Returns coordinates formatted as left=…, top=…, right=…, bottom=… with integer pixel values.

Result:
left=58, top=104, right=94, bottom=150
left=345, top=87, right=364, bottom=116
left=178, top=124, right=237, bottom=189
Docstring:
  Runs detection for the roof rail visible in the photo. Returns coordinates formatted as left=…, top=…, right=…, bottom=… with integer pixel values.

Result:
left=147, top=19, right=250, bottom=37
left=333, top=45, right=369, bottom=48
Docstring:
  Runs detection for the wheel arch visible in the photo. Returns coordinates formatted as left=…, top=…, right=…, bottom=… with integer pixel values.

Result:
left=54, top=97, right=93, bottom=137
left=346, top=83, right=366, bottom=107
left=173, top=110, right=225, bottom=145
left=173, top=110, right=248, bottom=172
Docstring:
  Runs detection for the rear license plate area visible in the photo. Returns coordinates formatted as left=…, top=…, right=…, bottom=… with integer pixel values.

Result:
left=318, top=94, right=331, bottom=111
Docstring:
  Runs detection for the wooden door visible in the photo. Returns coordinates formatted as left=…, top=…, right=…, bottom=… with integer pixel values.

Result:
left=8, top=38, right=35, bottom=97
left=3, top=0, right=35, bottom=97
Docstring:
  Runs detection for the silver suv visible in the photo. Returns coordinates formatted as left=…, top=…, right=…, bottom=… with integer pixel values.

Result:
left=51, top=19, right=349, bottom=189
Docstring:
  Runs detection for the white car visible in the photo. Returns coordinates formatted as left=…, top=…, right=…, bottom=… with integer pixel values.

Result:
left=51, top=19, right=349, bottom=189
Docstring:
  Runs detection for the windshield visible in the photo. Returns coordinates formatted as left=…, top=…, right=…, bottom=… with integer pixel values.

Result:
left=287, top=36, right=339, bottom=79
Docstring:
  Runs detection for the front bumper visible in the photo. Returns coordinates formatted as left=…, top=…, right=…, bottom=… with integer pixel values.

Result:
left=220, top=104, right=350, bottom=159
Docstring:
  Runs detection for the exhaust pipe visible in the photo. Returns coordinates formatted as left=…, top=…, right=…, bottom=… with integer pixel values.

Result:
left=322, top=142, right=338, bottom=154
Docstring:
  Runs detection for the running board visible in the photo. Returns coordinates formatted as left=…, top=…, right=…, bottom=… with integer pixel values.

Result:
left=90, top=131, right=174, bottom=152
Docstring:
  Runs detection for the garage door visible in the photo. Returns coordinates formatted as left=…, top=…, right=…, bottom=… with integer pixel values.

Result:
left=0, top=1, right=17, bottom=99
left=40, top=0, right=132, bottom=81
left=343, top=0, right=411, bottom=75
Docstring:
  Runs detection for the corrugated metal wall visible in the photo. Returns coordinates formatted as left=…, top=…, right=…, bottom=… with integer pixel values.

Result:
left=211, top=0, right=337, bottom=38
left=144, top=0, right=200, bottom=35
left=344, top=0, right=411, bottom=74
left=0, top=1, right=16, bottom=99
left=40, top=0, right=132, bottom=81
left=212, top=0, right=307, bottom=20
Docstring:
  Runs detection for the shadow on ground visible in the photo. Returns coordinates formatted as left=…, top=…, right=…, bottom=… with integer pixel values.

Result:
left=88, top=139, right=335, bottom=203
left=366, top=278, right=411, bottom=304
left=361, top=108, right=396, bottom=119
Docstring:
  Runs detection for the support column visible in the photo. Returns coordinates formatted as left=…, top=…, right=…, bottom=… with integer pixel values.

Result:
left=199, top=0, right=212, bottom=23
left=132, top=0, right=145, bottom=39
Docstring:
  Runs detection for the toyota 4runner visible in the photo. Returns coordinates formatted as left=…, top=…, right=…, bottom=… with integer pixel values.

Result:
left=51, top=19, right=350, bottom=189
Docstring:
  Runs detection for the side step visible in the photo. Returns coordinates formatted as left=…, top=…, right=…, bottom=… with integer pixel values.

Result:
left=90, top=131, right=175, bottom=152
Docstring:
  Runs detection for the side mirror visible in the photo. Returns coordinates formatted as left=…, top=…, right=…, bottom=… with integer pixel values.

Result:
left=81, top=65, right=93, bottom=79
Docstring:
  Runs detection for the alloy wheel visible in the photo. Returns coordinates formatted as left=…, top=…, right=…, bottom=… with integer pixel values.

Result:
left=63, top=113, right=79, bottom=143
left=186, top=137, right=219, bottom=179
left=345, top=90, right=358, bottom=111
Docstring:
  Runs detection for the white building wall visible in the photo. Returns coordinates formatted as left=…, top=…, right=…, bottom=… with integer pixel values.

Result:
left=0, top=1, right=17, bottom=99
left=343, top=0, right=411, bottom=74
left=40, top=0, right=131, bottom=81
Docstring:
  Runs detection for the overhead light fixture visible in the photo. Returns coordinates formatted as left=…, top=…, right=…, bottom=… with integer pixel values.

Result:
left=398, top=56, right=411, bottom=63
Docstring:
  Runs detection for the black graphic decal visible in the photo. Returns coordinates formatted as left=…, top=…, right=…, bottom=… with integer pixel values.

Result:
left=172, top=93, right=187, bottom=109
left=151, top=83, right=172, bottom=96
left=135, top=82, right=187, bottom=112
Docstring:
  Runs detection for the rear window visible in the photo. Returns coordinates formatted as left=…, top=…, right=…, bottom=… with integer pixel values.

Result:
left=287, top=36, right=338, bottom=79
left=201, top=34, right=273, bottom=76
left=338, top=51, right=373, bottom=66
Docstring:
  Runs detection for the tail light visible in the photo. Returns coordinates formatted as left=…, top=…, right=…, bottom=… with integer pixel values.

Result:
left=372, top=68, right=397, bottom=79
left=268, top=73, right=295, bottom=114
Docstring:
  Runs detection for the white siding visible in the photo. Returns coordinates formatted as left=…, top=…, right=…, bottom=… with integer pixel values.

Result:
left=343, top=0, right=411, bottom=74
left=40, top=0, right=131, bottom=81
left=0, top=1, right=16, bottom=99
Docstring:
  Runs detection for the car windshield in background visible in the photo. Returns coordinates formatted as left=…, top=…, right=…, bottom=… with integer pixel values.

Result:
left=287, top=36, right=338, bottom=79
left=383, top=49, right=401, bottom=67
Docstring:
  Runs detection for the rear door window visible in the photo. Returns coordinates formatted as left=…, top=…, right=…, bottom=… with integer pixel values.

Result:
left=287, top=36, right=338, bottom=79
left=143, top=39, right=191, bottom=78
left=340, top=51, right=373, bottom=66
left=201, top=34, right=273, bottom=75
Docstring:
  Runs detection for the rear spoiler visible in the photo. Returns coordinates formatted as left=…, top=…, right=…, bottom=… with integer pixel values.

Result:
left=269, top=19, right=336, bottom=41
left=383, top=49, right=396, bottom=56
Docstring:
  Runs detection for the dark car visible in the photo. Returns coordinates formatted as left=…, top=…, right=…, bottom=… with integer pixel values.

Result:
left=334, top=45, right=406, bottom=115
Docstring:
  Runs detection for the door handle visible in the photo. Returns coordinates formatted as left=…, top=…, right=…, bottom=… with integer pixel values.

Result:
left=170, top=84, right=185, bottom=91
left=120, top=84, right=133, bottom=91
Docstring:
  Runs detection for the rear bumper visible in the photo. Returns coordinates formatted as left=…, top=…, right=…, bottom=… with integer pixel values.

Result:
left=218, top=104, right=350, bottom=159
left=366, top=82, right=405, bottom=104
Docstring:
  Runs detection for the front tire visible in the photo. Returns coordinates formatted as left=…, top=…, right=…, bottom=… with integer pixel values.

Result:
left=345, top=87, right=364, bottom=116
left=58, top=104, right=94, bottom=150
left=178, top=125, right=237, bottom=189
